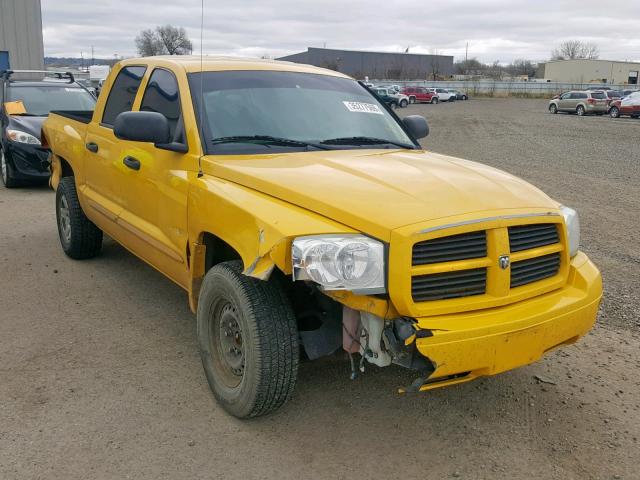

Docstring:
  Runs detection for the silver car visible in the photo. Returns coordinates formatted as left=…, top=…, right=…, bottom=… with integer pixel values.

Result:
left=548, top=90, right=608, bottom=116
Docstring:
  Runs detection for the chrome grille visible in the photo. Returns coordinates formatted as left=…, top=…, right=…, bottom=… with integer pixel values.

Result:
left=412, top=268, right=487, bottom=301
left=508, top=224, right=559, bottom=252
left=412, top=231, right=486, bottom=266
left=510, top=253, right=561, bottom=288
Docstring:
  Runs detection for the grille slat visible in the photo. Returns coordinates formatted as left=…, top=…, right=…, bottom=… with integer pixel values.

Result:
left=413, top=232, right=487, bottom=266
left=508, top=224, right=559, bottom=252
left=412, top=268, right=486, bottom=301
left=510, top=253, right=561, bottom=288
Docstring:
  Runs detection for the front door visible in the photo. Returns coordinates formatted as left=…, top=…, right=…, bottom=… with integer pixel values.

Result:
left=557, top=92, right=573, bottom=111
left=117, top=67, right=196, bottom=287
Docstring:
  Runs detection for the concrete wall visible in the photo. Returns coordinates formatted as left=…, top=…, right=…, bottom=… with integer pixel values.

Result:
left=543, top=59, right=640, bottom=85
left=278, top=47, right=454, bottom=80
left=0, top=0, right=45, bottom=71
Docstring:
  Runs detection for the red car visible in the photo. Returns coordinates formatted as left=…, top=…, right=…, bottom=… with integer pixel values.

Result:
left=608, top=91, right=640, bottom=118
left=402, top=86, right=439, bottom=104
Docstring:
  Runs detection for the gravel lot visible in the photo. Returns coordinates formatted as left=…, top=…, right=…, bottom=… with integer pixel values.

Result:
left=1, top=98, right=639, bottom=480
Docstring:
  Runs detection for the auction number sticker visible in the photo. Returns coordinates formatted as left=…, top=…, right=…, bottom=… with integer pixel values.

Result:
left=343, top=101, right=384, bottom=115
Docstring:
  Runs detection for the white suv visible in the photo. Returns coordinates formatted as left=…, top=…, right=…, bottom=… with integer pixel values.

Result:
left=428, top=88, right=456, bottom=102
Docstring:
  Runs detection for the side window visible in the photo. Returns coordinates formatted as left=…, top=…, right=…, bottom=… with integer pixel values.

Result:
left=560, top=92, right=570, bottom=99
left=102, top=66, right=146, bottom=126
left=140, top=68, right=184, bottom=143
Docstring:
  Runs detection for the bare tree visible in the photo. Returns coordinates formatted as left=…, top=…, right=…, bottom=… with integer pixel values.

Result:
left=156, top=25, right=193, bottom=55
left=135, top=25, right=192, bottom=57
left=135, top=29, right=165, bottom=56
left=551, top=41, right=599, bottom=60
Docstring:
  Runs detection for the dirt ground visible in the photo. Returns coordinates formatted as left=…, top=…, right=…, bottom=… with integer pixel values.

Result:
left=1, top=98, right=639, bottom=480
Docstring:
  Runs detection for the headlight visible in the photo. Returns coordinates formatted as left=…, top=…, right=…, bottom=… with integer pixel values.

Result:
left=6, top=129, right=41, bottom=145
left=560, top=206, right=580, bottom=257
left=292, top=235, right=386, bottom=294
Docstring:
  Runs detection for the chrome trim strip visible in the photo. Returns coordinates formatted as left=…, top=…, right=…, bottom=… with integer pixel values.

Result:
left=417, top=212, right=561, bottom=235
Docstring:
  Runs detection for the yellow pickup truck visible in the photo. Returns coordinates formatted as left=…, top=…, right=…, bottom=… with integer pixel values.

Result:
left=42, top=56, right=602, bottom=418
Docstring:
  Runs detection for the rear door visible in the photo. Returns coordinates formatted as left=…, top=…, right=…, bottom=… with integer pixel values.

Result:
left=83, top=65, right=147, bottom=226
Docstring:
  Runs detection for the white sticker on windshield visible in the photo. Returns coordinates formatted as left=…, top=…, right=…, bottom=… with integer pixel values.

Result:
left=343, top=101, right=384, bottom=115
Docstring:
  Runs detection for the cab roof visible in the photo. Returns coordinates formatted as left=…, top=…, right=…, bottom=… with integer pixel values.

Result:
left=118, top=55, right=352, bottom=78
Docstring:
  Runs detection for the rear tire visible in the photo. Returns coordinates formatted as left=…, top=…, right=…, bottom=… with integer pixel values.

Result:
left=609, top=106, right=620, bottom=118
left=1, top=148, right=18, bottom=188
left=431, top=97, right=439, bottom=104
left=197, top=261, right=299, bottom=418
left=549, top=104, right=558, bottom=114
left=56, top=176, right=103, bottom=259
left=576, top=105, right=585, bottom=116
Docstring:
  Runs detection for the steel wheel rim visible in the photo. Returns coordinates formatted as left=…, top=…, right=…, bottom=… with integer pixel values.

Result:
left=58, top=195, right=72, bottom=244
left=211, top=301, right=245, bottom=388
left=1, top=150, right=7, bottom=184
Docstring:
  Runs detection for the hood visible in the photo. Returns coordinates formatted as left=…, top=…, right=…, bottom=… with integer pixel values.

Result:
left=7, top=115, right=46, bottom=140
left=202, top=149, right=558, bottom=240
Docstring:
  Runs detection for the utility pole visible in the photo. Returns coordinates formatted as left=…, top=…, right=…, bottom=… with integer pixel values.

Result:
left=465, top=42, right=468, bottom=76
left=80, top=51, right=84, bottom=70
left=91, top=46, right=94, bottom=66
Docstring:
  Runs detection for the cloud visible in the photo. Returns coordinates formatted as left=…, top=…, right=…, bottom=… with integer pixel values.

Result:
left=41, top=0, right=640, bottom=62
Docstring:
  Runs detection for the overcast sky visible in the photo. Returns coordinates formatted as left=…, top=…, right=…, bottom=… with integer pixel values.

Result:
left=41, top=0, right=640, bottom=63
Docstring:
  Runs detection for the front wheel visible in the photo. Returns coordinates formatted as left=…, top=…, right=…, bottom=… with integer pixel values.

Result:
left=576, top=105, right=585, bottom=116
left=609, top=106, right=620, bottom=118
left=400, top=99, right=408, bottom=108
left=197, top=261, right=299, bottom=418
left=1, top=148, right=18, bottom=188
left=549, top=104, right=558, bottom=114
left=56, top=177, right=103, bottom=259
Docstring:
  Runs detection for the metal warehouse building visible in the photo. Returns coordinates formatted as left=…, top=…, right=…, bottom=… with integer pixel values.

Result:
left=277, top=47, right=454, bottom=80
left=0, top=0, right=45, bottom=72
left=540, top=59, right=640, bottom=85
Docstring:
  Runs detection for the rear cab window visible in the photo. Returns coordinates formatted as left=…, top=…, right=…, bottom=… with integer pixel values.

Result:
left=101, top=66, right=147, bottom=126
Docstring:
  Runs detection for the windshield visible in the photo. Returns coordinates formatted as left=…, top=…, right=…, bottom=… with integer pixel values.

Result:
left=189, top=71, right=415, bottom=155
left=7, top=85, right=96, bottom=116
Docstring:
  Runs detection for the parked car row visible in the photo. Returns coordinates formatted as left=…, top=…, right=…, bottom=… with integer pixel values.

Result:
left=370, top=84, right=469, bottom=107
left=548, top=89, right=640, bottom=118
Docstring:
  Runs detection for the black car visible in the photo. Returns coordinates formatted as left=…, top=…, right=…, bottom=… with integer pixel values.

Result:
left=0, top=70, right=96, bottom=187
left=450, top=89, right=469, bottom=100
left=371, top=87, right=399, bottom=108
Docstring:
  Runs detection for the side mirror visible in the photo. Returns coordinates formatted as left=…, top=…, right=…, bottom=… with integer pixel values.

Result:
left=402, top=115, right=429, bottom=139
left=114, top=111, right=171, bottom=145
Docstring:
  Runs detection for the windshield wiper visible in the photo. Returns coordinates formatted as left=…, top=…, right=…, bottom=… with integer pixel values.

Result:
left=9, top=112, right=39, bottom=117
left=211, top=135, right=329, bottom=150
left=320, top=136, right=415, bottom=149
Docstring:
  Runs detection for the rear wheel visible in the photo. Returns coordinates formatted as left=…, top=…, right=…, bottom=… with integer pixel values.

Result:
left=56, top=177, right=103, bottom=259
left=1, top=148, right=18, bottom=188
left=197, top=261, right=299, bottom=418
left=576, top=105, right=585, bottom=116
left=609, top=106, right=620, bottom=118
left=431, top=97, right=439, bottom=104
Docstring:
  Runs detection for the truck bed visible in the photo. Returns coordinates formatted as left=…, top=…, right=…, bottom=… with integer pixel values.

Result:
left=49, top=110, right=94, bottom=124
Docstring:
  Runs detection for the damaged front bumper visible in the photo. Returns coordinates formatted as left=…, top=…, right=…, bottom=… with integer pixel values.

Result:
left=410, top=251, right=602, bottom=391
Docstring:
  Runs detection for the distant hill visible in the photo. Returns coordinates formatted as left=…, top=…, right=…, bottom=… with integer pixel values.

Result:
left=44, top=57, right=117, bottom=67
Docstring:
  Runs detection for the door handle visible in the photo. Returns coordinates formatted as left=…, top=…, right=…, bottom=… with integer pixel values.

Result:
left=123, top=156, right=141, bottom=171
left=85, top=142, right=99, bottom=153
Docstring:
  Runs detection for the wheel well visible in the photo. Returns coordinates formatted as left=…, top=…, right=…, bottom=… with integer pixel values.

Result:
left=58, top=156, right=74, bottom=177
left=201, top=232, right=242, bottom=272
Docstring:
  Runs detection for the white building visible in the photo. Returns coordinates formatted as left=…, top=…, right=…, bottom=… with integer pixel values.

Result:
left=541, top=59, right=640, bottom=85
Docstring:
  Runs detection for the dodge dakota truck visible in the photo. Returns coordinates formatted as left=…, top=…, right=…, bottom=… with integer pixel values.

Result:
left=42, top=56, right=602, bottom=418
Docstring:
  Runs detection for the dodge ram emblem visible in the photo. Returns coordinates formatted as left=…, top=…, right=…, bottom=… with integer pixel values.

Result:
left=499, top=255, right=510, bottom=270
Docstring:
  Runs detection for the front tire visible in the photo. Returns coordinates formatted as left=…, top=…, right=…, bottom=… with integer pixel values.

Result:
left=576, top=105, right=585, bottom=116
left=549, top=104, right=558, bottom=114
left=609, top=106, right=620, bottom=118
left=1, top=148, right=18, bottom=188
left=56, top=177, right=103, bottom=259
left=197, top=261, right=299, bottom=418
left=400, top=99, right=408, bottom=108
